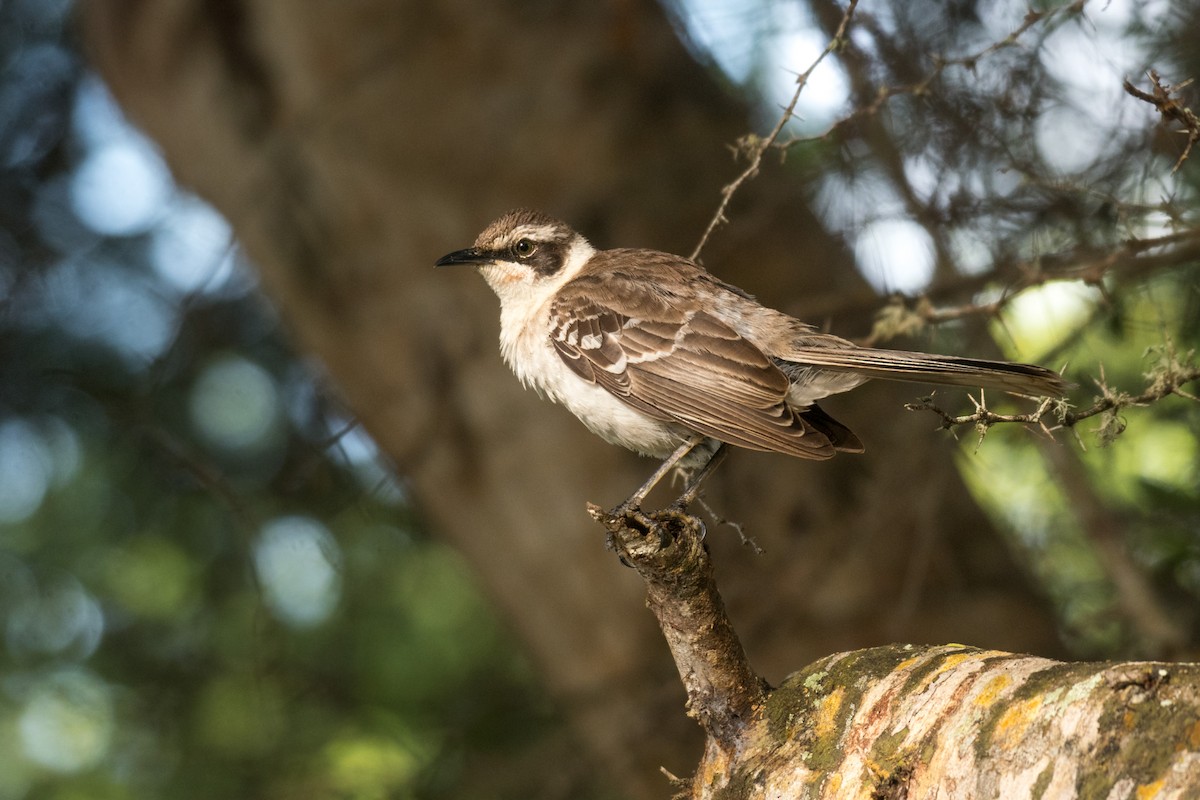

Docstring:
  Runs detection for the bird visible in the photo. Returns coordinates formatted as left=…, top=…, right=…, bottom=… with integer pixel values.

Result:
left=436, top=209, right=1068, bottom=514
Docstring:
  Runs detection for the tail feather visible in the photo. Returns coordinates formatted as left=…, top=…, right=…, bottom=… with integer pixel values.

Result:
left=801, top=403, right=865, bottom=453
left=786, top=346, right=1069, bottom=398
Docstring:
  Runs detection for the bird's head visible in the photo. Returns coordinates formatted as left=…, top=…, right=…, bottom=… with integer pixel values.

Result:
left=436, top=209, right=595, bottom=307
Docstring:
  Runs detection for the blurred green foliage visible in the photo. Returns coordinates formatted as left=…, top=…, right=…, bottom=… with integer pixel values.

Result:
left=0, top=4, right=611, bottom=799
left=962, top=272, right=1200, bottom=656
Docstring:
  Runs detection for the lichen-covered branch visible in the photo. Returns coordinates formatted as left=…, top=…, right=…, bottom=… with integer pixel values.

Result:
left=703, top=643, right=1200, bottom=799
left=574, top=516, right=1200, bottom=800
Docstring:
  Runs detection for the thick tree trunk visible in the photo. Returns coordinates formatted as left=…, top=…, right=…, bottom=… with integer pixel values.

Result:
left=84, top=1, right=1066, bottom=794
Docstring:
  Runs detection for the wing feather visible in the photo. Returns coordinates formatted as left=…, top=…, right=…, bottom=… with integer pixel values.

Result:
left=549, top=273, right=845, bottom=459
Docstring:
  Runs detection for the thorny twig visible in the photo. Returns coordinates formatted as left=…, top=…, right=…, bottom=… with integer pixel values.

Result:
left=774, top=1, right=1090, bottom=153
left=690, top=0, right=859, bottom=260
left=1124, top=69, right=1200, bottom=174
left=905, top=342, right=1200, bottom=447
left=689, top=0, right=1199, bottom=446
left=691, top=0, right=1101, bottom=267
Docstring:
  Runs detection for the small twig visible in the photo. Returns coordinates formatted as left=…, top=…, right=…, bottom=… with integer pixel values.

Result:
left=1124, top=69, right=1200, bottom=174
left=696, top=495, right=764, bottom=555
left=775, top=1, right=1090, bottom=152
left=690, top=0, right=859, bottom=260
left=905, top=395, right=1058, bottom=440
left=141, top=425, right=261, bottom=533
left=905, top=349, right=1200, bottom=444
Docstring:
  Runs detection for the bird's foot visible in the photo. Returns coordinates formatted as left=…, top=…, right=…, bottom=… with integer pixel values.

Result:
left=588, top=500, right=693, bottom=561
left=608, top=500, right=672, bottom=552
left=607, top=499, right=656, bottom=533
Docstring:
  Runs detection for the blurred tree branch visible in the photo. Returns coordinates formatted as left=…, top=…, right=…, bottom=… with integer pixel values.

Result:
left=1125, top=69, right=1200, bottom=173
left=861, top=226, right=1200, bottom=345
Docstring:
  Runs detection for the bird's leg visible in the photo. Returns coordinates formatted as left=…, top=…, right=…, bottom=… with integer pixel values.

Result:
left=670, top=443, right=728, bottom=511
left=614, top=436, right=708, bottom=517
left=672, top=445, right=762, bottom=551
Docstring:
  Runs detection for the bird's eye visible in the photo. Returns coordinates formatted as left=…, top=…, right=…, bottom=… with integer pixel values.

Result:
left=514, top=238, right=536, bottom=258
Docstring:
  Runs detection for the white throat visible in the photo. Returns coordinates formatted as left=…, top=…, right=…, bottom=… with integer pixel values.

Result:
left=484, top=235, right=596, bottom=390
left=483, top=235, right=593, bottom=329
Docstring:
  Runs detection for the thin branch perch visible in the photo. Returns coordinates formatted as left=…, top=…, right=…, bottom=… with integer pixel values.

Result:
left=587, top=504, right=769, bottom=752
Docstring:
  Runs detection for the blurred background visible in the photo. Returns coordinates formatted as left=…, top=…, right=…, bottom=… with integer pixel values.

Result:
left=2, top=0, right=1199, bottom=797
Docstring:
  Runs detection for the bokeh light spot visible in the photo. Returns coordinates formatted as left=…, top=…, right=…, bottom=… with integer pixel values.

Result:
left=18, top=669, right=115, bottom=773
left=45, top=257, right=179, bottom=365
left=6, top=574, right=105, bottom=659
left=103, top=536, right=197, bottom=621
left=150, top=195, right=238, bottom=295
left=70, top=140, right=172, bottom=236
left=996, top=282, right=1101, bottom=358
left=189, top=355, right=283, bottom=454
left=325, top=731, right=432, bottom=796
left=254, top=516, right=342, bottom=629
left=0, top=419, right=52, bottom=524
left=854, top=219, right=935, bottom=294
left=1035, top=103, right=1110, bottom=174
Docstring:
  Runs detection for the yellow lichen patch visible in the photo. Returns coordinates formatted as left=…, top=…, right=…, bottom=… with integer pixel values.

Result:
left=815, top=686, right=847, bottom=740
left=1136, top=777, right=1165, bottom=800
left=992, top=695, right=1044, bottom=749
left=1189, top=720, right=1200, bottom=749
left=936, top=653, right=974, bottom=674
left=695, top=747, right=734, bottom=791
left=906, top=652, right=976, bottom=695
left=972, top=649, right=1014, bottom=659
left=973, top=674, right=1012, bottom=708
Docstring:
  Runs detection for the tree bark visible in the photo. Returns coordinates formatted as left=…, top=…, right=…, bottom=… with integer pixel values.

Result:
left=83, top=1, right=1067, bottom=794
left=597, top=507, right=1200, bottom=799
left=718, top=644, right=1200, bottom=799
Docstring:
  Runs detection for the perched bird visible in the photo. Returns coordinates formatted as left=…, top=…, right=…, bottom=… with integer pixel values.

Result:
left=437, top=209, right=1067, bottom=512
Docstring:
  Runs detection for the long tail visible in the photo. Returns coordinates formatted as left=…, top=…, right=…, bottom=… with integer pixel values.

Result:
left=786, top=346, right=1069, bottom=397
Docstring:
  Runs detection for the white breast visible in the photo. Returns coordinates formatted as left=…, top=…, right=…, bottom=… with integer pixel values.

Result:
left=478, top=235, right=695, bottom=460
left=498, top=301, right=688, bottom=459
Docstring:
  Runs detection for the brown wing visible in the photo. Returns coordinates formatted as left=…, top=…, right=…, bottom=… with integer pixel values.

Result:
left=549, top=274, right=842, bottom=459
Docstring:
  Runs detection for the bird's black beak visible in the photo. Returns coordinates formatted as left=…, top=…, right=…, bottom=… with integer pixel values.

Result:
left=435, top=247, right=489, bottom=267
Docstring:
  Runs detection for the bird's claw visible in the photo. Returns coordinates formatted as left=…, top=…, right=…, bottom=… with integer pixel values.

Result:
left=603, top=500, right=685, bottom=552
